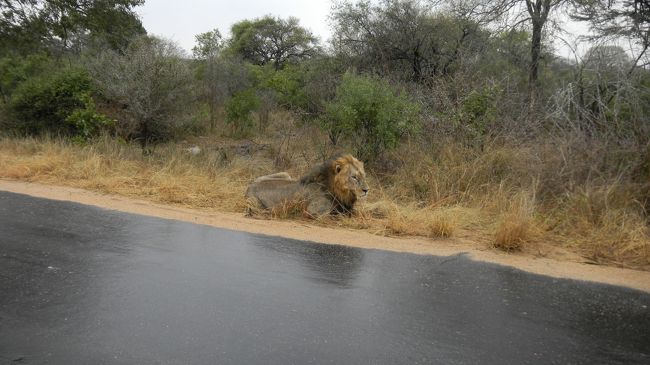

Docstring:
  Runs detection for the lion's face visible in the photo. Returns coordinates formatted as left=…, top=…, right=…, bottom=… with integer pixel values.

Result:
left=333, top=155, right=369, bottom=203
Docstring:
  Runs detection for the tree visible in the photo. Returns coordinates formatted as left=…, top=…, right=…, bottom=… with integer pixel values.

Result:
left=226, top=15, right=319, bottom=70
left=0, top=0, right=145, bottom=54
left=192, top=29, right=223, bottom=60
left=87, top=36, right=193, bottom=148
left=469, top=0, right=566, bottom=100
left=564, top=1, right=650, bottom=136
left=193, top=29, right=224, bottom=129
left=564, top=44, right=648, bottom=136
left=572, top=0, right=650, bottom=72
left=527, top=0, right=554, bottom=93
left=581, top=46, right=632, bottom=118
left=331, top=0, right=487, bottom=82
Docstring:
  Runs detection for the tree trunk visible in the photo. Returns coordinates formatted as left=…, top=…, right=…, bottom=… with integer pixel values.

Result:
left=525, top=0, right=552, bottom=107
left=412, top=48, right=422, bottom=82
left=139, top=120, right=150, bottom=152
left=529, top=20, right=543, bottom=102
left=209, top=95, right=216, bottom=131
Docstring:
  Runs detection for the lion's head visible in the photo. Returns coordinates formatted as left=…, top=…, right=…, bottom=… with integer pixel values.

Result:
left=300, top=154, right=369, bottom=212
left=330, top=154, right=369, bottom=206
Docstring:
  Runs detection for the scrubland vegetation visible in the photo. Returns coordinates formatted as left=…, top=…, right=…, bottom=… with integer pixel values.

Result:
left=1, top=0, right=649, bottom=269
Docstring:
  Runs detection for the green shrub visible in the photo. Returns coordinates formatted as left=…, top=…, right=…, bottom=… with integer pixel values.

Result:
left=7, top=68, right=110, bottom=137
left=224, top=88, right=260, bottom=136
left=323, top=73, right=420, bottom=161
left=459, top=85, right=501, bottom=138
left=65, top=93, right=115, bottom=140
left=0, top=53, right=52, bottom=103
left=258, top=64, right=307, bottom=109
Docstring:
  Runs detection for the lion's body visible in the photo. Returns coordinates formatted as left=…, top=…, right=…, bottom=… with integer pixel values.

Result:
left=252, top=172, right=293, bottom=183
left=245, top=154, right=368, bottom=218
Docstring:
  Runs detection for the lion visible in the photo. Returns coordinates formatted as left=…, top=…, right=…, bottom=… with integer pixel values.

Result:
left=245, top=154, right=369, bottom=218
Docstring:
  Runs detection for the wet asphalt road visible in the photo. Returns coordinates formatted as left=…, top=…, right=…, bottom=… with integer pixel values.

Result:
left=0, top=191, right=649, bottom=365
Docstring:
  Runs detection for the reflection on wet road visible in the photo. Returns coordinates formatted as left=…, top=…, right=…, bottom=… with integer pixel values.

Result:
left=1, top=191, right=649, bottom=364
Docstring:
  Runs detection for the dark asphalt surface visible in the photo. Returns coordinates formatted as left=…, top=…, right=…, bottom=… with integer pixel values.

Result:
left=1, top=191, right=649, bottom=365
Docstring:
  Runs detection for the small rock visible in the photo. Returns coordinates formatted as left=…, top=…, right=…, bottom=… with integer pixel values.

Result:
left=187, top=146, right=201, bottom=155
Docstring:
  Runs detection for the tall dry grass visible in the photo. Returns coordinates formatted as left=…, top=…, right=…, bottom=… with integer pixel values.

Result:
left=381, top=135, right=649, bottom=268
left=1, top=130, right=648, bottom=270
left=493, top=192, right=537, bottom=252
left=0, top=135, right=267, bottom=211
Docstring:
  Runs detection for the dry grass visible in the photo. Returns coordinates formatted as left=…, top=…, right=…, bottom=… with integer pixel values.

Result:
left=429, top=212, right=455, bottom=238
left=0, top=135, right=262, bottom=212
left=270, top=199, right=309, bottom=219
left=1, top=130, right=649, bottom=270
left=380, top=137, right=650, bottom=268
left=493, top=192, right=537, bottom=252
left=550, top=184, right=650, bottom=267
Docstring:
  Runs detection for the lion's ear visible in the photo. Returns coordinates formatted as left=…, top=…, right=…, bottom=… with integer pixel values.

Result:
left=335, top=164, right=342, bottom=174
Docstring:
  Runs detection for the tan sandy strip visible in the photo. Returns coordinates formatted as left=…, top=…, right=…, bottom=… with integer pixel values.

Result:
left=1, top=179, right=649, bottom=293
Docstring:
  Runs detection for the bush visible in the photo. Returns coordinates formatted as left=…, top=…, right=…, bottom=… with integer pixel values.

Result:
left=0, top=53, right=52, bottom=103
left=299, top=57, right=345, bottom=118
left=323, top=73, right=420, bottom=162
left=87, top=36, right=193, bottom=148
left=224, top=88, right=260, bottom=136
left=194, top=54, right=252, bottom=130
left=458, top=85, right=501, bottom=140
left=253, top=64, right=307, bottom=110
left=7, top=67, right=110, bottom=137
left=66, top=93, right=115, bottom=141
left=249, top=58, right=346, bottom=120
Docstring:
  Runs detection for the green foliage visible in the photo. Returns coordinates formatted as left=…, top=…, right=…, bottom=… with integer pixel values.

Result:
left=246, top=58, right=346, bottom=120
left=296, top=57, right=346, bottom=118
left=1, top=0, right=145, bottom=54
left=7, top=67, right=110, bottom=136
left=571, top=0, right=650, bottom=49
left=435, top=84, right=502, bottom=143
left=224, top=88, right=260, bottom=136
left=251, top=64, right=308, bottom=110
left=0, top=53, right=52, bottom=102
left=192, top=54, right=252, bottom=130
left=477, top=30, right=530, bottom=84
left=76, top=0, right=146, bottom=51
left=192, top=29, right=223, bottom=60
left=459, top=85, right=501, bottom=137
left=65, top=93, right=114, bottom=140
left=227, top=16, right=319, bottom=70
left=323, top=73, right=420, bottom=161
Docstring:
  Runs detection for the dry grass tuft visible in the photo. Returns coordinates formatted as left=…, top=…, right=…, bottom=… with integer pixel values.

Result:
left=493, top=192, right=536, bottom=252
left=554, top=185, right=650, bottom=267
left=494, top=216, right=531, bottom=251
left=270, top=199, right=308, bottom=219
left=428, top=212, right=455, bottom=238
left=358, top=201, right=456, bottom=238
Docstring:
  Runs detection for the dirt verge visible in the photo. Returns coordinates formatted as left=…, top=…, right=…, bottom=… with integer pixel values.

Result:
left=2, top=178, right=649, bottom=293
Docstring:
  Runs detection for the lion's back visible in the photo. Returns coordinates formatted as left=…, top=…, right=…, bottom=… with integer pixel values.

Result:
left=245, top=178, right=303, bottom=210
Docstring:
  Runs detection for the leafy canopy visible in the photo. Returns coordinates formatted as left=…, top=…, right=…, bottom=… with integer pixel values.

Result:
left=0, top=0, right=145, bottom=54
left=226, top=15, right=319, bottom=70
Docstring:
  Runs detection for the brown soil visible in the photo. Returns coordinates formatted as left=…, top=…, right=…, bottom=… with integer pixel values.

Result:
left=2, top=179, right=650, bottom=293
